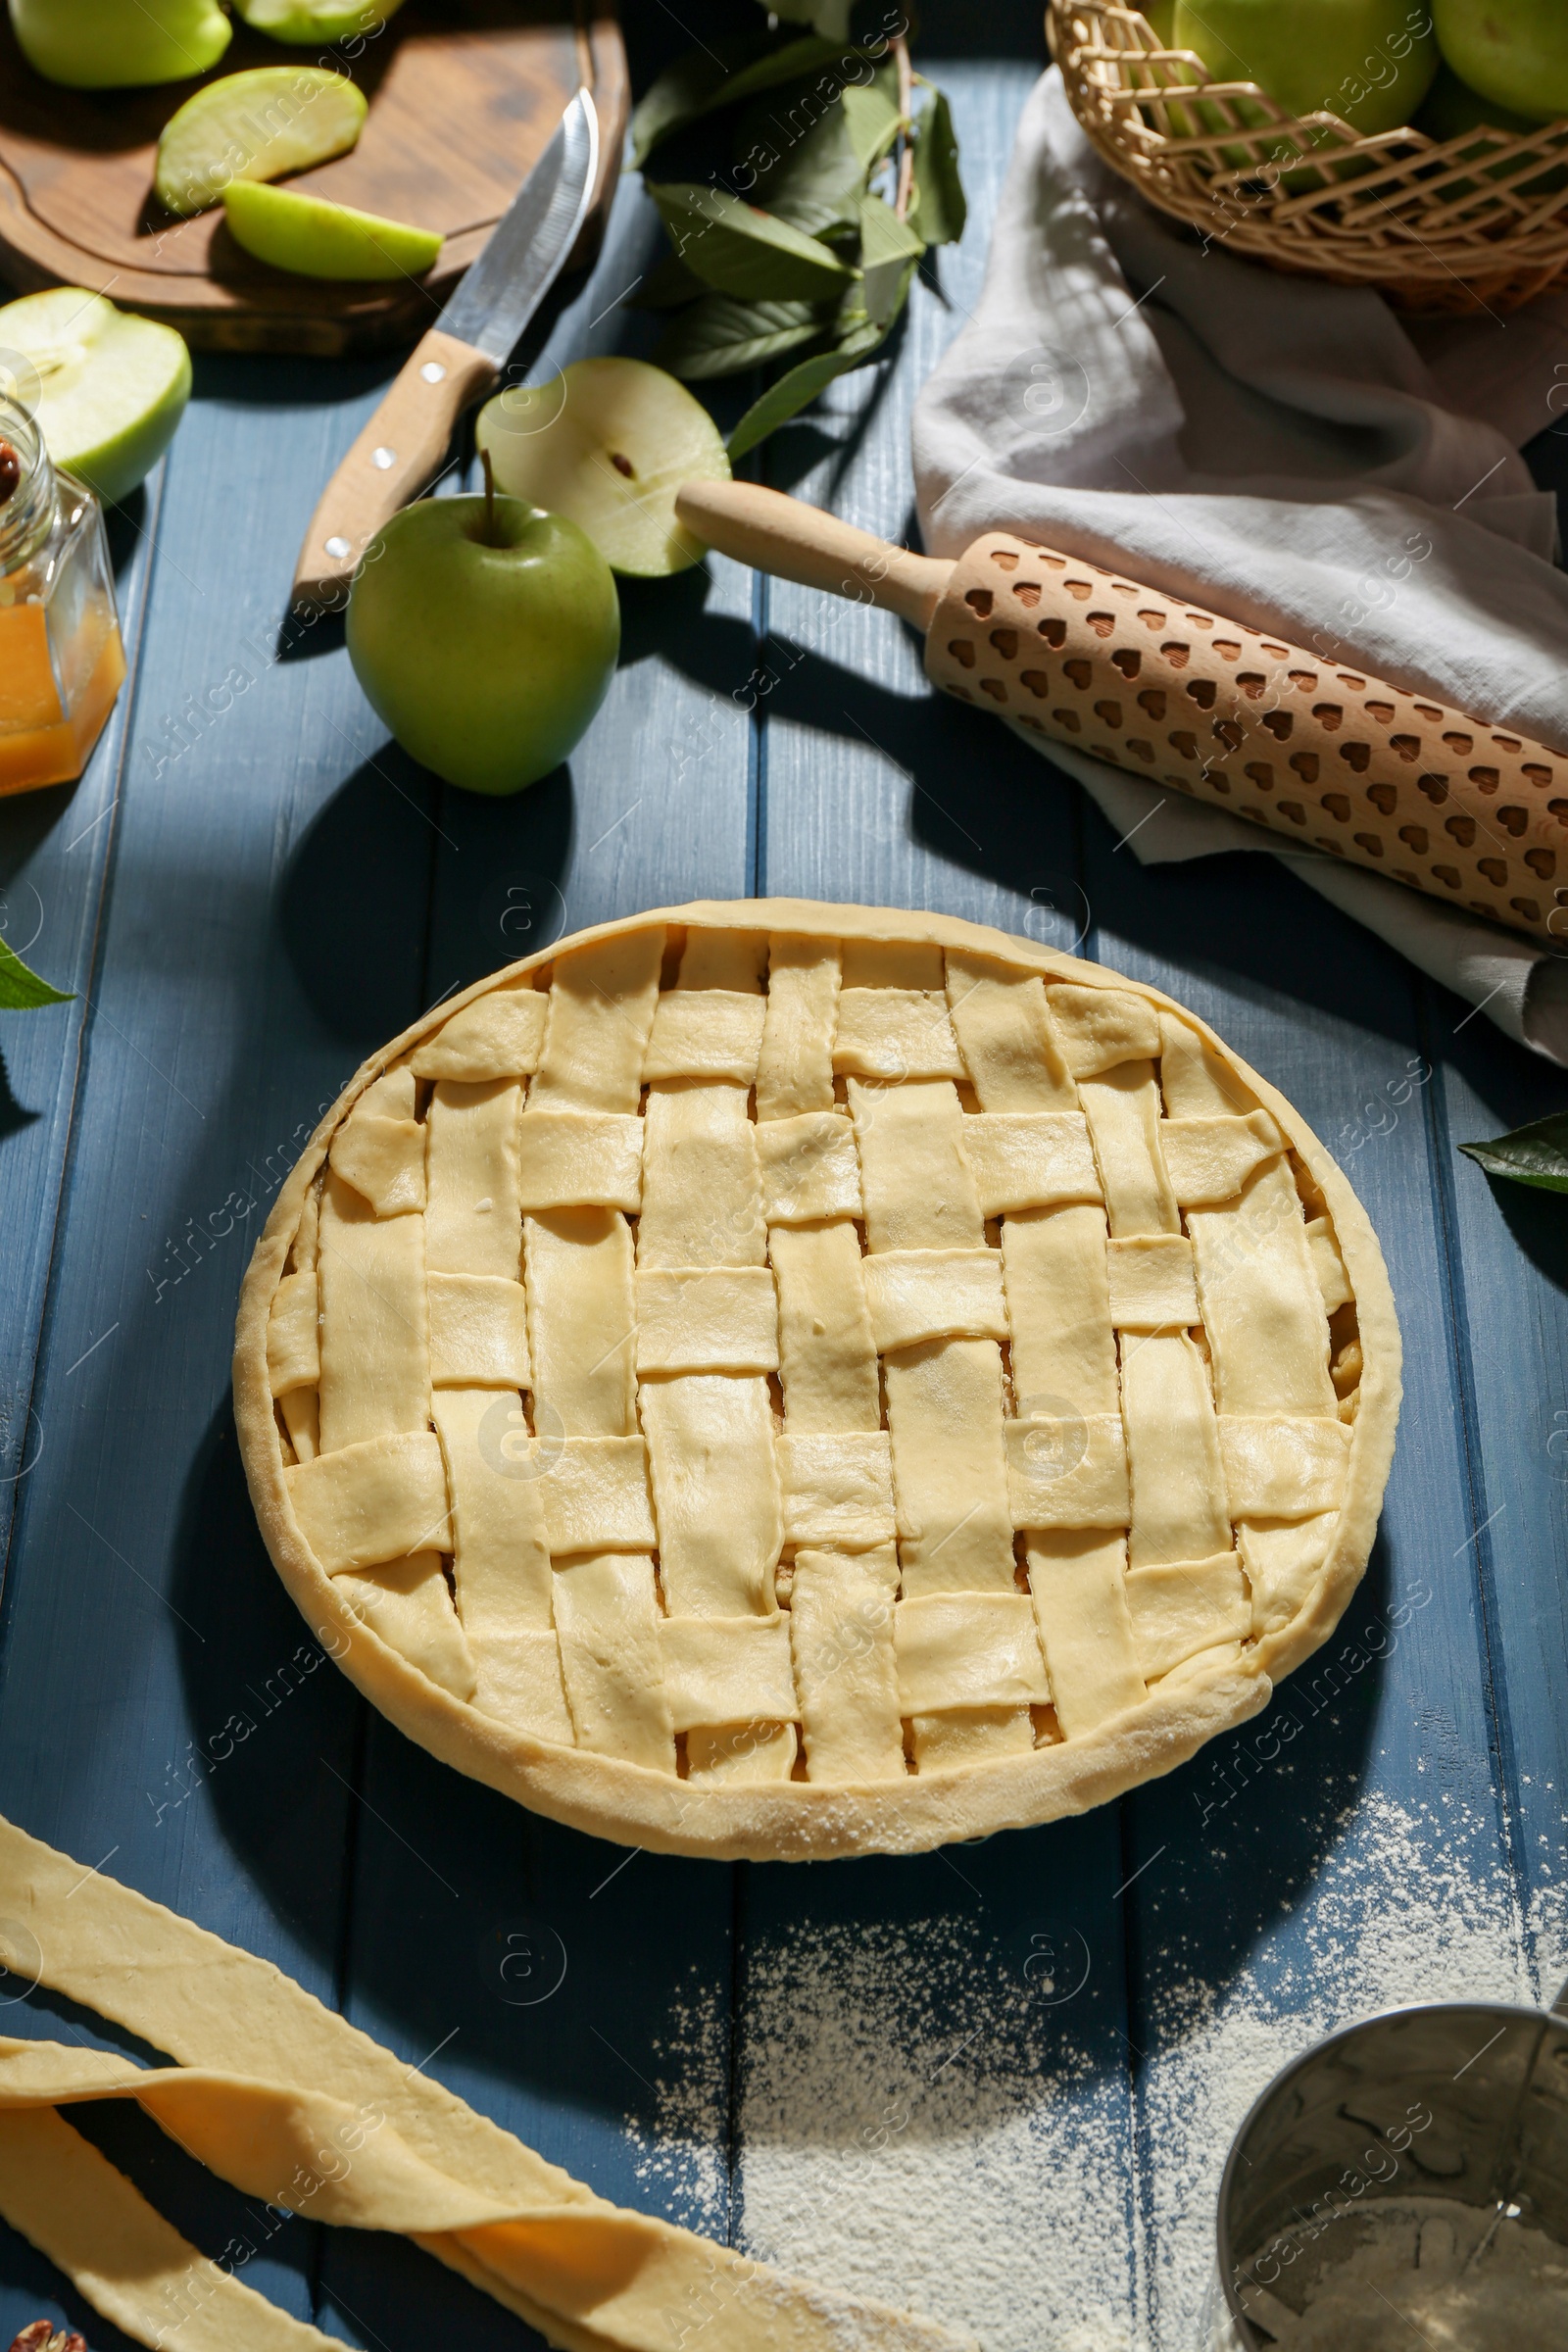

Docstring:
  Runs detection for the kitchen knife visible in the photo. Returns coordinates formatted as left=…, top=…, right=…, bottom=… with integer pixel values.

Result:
left=292, top=87, right=600, bottom=613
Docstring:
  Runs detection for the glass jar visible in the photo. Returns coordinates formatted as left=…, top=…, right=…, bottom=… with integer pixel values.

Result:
left=0, top=393, right=125, bottom=795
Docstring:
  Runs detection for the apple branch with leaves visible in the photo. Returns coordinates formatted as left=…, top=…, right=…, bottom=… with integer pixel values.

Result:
left=627, top=9, right=966, bottom=460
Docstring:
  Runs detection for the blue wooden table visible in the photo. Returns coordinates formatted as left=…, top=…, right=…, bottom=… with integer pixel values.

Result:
left=2, top=7, right=1567, bottom=2347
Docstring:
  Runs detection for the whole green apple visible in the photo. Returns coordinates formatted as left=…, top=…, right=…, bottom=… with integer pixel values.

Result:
left=347, top=496, right=620, bottom=796
left=1415, top=60, right=1567, bottom=189
left=10, top=0, right=231, bottom=88
left=1173, top=0, right=1438, bottom=133
left=1432, top=0, right=1568, bottom=124
left=1417, top=57, right=1541, bottom=136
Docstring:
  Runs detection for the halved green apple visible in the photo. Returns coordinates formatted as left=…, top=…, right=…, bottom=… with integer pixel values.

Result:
left=157, top=67, right=368, bottom=218
left=223, top=179, right=442, bottom=279
left=233, top=0, right=408, bottom=42
left=476, top=359, right=730, bottom=579
left=10, top=0, right=231, bottom=88
left=0, top=288, right=190, bottom=506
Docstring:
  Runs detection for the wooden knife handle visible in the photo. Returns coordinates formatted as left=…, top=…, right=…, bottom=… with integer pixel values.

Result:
left=930, top=532, right=1568, bottom=945
left=674, top=479, right=952, bottom=630
left=292, top=326, right=498, bottom=612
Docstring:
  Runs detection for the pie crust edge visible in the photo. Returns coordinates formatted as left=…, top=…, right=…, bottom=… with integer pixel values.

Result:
left=232, top=897, right=1401, bottom=1861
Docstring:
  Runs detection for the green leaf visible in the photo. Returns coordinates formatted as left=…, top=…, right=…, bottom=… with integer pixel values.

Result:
left=740, top=81, right=865, bottom=237
left=625, top=251, right=707, bottom=311
left=630, top=37, right=766, bottom=170
left=841, top=80, right=903, bottom=174
left=907, top=86, right=966, bottom=247
left=712, top=34, right=862, bottom=116
left=657, top=293, right=827, bottom=380
left=1459, top=1114, right=1568, bottom=1194
left=726, top=318, right=885, bottom=462
left=0, top=938, right=73, bottom=1010
left=855, top=188, right=923, bottom=326
left=631, top=32, right=863, bottom=165
left=648, top=181, right=857, bottom=302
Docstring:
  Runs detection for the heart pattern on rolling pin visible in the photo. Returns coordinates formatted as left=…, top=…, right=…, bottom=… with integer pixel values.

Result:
left=925, top=535, right=1568, bottom=943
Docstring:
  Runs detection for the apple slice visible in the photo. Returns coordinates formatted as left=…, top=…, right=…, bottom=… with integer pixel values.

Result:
left=233, top=0, right=408, bottom=41
left=223, top=180, right=442, bottom=279
left=156, top=68, right=368, bottom=218
left=476, top=359, right=731, bottom=578
left=10, top=0, right=231, bottom=89
left=0, top=288, right=190, bottom=506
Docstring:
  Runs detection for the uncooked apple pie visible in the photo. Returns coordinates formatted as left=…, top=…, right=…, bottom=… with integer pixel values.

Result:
left=234, top=902, right=1398, bottom=1858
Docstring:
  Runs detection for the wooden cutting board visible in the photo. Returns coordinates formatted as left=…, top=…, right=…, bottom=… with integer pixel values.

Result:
left=0, top=0, right=627, bottom=355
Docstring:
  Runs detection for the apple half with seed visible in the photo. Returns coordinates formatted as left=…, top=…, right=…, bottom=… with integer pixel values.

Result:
left=476, top=359, right=730, bottom=578
left=0, top=288, right=190, bottom=506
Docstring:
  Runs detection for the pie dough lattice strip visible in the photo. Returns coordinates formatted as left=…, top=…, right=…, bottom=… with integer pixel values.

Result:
left=0, top=1813, right=974, bottom=2352
left=263, top=916, right=1365, bottom=1793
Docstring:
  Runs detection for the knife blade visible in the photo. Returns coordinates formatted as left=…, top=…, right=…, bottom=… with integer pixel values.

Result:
left=291, top=87, right=600, bottom=612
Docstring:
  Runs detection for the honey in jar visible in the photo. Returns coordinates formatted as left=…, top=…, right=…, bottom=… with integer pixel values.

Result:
left=0, top=392, right=125, bottom=795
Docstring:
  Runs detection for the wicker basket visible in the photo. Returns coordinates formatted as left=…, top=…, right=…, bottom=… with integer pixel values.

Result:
left=1051, top=0, right=1568, bottom=313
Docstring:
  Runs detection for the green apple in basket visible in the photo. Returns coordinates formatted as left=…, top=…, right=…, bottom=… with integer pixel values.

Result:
left=9, top=0, right=231, bottom=86
left=1415, top=61, right=1568, bottom=193
left=1171, top=0, right=1439, bottom=164
left=346, top=471, right=620, bottom=796
left=1432, top=0, right=1568, bottom=125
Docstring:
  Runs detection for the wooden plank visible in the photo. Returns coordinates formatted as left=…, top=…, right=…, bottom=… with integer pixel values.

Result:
left=748, top=51, right=1142, bottom=2352
left=314, top=169, right=760, bottom=2345
left=0, top=475, right=163, bottom=2352
left=0, top=353, right=422, bottom=2336
left=1423, top=988, right=1568, bottom=1990
left=1085, top=844, right=1531, bottom=2345
left=0, top=490, right=155, bottom=1552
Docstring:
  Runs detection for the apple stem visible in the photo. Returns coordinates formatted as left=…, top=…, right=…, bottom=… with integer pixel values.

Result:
left=480, top=445, right=498, bottom=546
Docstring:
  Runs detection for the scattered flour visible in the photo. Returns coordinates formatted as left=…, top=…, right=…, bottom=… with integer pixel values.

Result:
left=628, top=1790, right=1557, bottom=2352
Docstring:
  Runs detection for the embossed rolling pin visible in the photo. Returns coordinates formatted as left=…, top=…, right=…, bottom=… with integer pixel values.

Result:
left=674, top=477, right=1568, bottom=944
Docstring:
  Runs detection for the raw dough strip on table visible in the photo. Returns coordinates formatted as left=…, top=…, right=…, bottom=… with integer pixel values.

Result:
left=0, top=1813, right=972, bottom=2352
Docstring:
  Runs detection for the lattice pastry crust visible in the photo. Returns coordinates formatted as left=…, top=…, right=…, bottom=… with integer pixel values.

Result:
left=233, top=902, right=1400, bottom=1860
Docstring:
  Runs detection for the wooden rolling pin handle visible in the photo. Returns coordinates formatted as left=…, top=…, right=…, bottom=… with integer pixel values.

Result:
left=674, top=479, right=952, bottom=631
left=292, top=327, right=499, bottom=612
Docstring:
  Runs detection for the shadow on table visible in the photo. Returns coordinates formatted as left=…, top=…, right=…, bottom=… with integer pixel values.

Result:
left=1465, top=1171, right=1568, bottom=1294
left=276, top=748, right=445, bottom=1044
